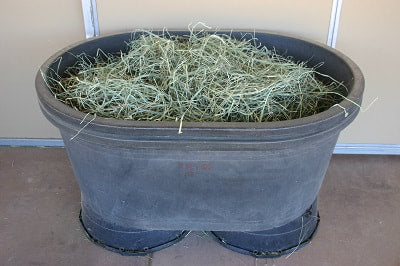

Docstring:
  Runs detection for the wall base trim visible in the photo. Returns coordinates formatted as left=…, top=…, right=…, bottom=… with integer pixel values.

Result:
left=0, top=139, right=399, bottom=155
left=333, top=143, right=400, bottom=155
left=0, top=139, right=64, bottom=147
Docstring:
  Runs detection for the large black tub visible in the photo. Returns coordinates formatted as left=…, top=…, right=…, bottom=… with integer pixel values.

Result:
left=35, top=30, right=364, bottom=256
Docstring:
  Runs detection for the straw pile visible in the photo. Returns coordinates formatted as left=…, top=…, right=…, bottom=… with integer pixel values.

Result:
left=45, top=30, right=346, bottom=122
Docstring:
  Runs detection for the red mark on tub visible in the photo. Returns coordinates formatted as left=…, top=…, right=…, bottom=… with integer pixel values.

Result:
left=178, top=162, right=212, bottom=176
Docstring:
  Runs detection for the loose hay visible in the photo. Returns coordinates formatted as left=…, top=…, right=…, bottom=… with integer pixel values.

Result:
left=44, top=29, right=347, bottom=122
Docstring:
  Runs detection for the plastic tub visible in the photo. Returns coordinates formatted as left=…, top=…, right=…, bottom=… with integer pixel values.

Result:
left=35, top=30, right=364, bottom=254
left=210, top=198, right=319, bottom=258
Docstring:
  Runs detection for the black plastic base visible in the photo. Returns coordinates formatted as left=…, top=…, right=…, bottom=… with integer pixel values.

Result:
left=79, top=209, right=189, bottom=256
left=209, top=199, right=320, bottom=258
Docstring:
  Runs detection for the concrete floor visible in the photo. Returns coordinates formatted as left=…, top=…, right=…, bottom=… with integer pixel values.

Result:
left=0, top=147, right=399, bottom=266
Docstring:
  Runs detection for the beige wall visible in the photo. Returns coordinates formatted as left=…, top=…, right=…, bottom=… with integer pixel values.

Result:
left=336, top=0, right=400, bottom=144
left=97, top=0, right=331, bottom=43
left=0, top=0, right=85, bottom=138
left=0, top=0, right=398, bottom=144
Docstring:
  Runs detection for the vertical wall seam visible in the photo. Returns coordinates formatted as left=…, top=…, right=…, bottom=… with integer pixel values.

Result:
left=327, top=0, right=343, bottom=48
left=81, top=0, right=100, bottom=39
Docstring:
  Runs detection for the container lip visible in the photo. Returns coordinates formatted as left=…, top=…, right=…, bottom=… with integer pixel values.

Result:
left=35, top=29, right=364, bottom=131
